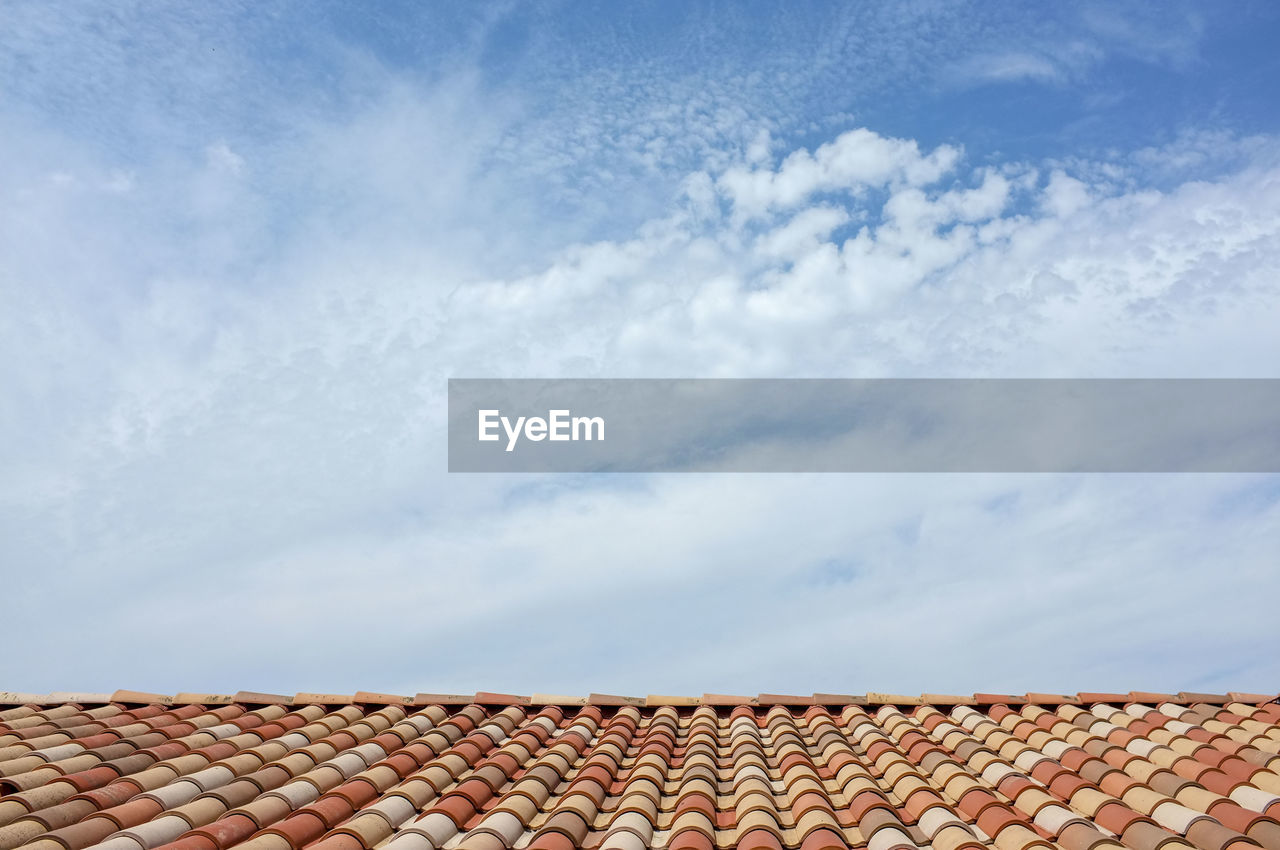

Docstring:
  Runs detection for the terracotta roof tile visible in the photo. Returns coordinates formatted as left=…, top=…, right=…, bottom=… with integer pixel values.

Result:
left=108, top=694, right=173, bottom=707
left=346, top=694, right=409, bottom=707
left=1024, top=694, right=1080, bottom=706
left=2, top=693, right=1280, bottom=850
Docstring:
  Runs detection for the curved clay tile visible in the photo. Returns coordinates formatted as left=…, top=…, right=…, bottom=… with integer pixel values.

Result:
left=4, top=695, right=1280, bottom=850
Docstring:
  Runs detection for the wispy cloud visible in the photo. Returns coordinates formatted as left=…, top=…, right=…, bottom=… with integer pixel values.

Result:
left=950, top=51, right=1074, bottom=86
left=1080, top=1, right=1206, bottom=68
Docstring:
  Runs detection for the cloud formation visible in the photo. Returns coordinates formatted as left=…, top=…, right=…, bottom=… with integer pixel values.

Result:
left=2, top=1, right=1278, bottom=695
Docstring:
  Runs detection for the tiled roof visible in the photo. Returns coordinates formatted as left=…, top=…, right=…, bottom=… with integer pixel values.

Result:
left=1, top=693, right=1279, bottom=850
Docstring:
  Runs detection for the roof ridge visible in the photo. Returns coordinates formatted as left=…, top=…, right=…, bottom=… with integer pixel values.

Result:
left=2, top=689, right=1275, bottom=707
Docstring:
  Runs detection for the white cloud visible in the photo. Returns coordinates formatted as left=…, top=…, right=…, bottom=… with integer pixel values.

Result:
left=753, top=206, right=850, bottom=261
left=718, top=128, right=962, bottom=221
left=205, top=141, right=244, bottom=175
left=1041, top=170, right=1092, bottom=217
left=2, top=3, right=1278, bottom=694
left=16, top=471, right=1272, bottom=695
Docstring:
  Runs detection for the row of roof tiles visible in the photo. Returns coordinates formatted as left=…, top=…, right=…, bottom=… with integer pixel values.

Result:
left=4, top=695, right=1277, bottom=710
left=2, top=694, right=1280, bottom=850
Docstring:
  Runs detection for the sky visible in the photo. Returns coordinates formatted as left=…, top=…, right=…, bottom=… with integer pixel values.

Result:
left=1, top=0, right=1278, bottom=698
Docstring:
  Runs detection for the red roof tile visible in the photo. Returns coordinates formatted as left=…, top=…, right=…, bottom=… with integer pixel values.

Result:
left=1, top=693, right=1279, bottom=850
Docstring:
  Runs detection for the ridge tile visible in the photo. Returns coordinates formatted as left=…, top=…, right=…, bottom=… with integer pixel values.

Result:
left=757, top=693, right=814, bottom=705
left=586, top=693, right=645, bottom=706
left=920, top=693, right=977, bottom=705
left=295, top=692, right=354, bottom=704
left=702, top=694, right=757, bottom=706
left=413, top=692, right=475, bottom=705
left=172, top=693, right=236, bottom=704
left=474, top=692, right=532, bottom=705
left=353, top=691, right=415, bottom=705
left=529, top=694, right=587, bottom=706
left=110, top=689, right=173, bottom=704
left=231, top=690, right=292, bottom=705
left=973, top=693, right=1027, bottom=705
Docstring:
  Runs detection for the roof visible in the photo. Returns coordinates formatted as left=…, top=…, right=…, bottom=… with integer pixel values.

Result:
left=1, top=692, right=1278, bottom=850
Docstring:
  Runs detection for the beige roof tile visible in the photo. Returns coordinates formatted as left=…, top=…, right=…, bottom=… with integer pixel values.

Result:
left=529, top=695, right=587, bottom=706
left=644, top=694, right=701, bottom=706
left=294, top=693, right=354, bottom=704
left=412, top=693, right=475, bottom=705
left=866, top=693, right=923, bottom=705
left=587, top=694, right=644, bottom=706
left=231, top=691, right=292, bottom=705
left=109, top=690, right=173, bottom=704
left=352, top=692, right=414, bottom=706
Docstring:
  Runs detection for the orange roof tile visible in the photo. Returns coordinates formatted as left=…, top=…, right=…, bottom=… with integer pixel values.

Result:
left=1, top=692, right=1278, bottom=850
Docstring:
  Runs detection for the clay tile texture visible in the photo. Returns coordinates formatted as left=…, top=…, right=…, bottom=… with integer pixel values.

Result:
left=2, top=693, right=1280, bottom=850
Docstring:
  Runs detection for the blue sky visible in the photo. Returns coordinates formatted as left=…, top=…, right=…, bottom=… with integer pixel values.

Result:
left=2, top=1, right=1278, bottom=697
